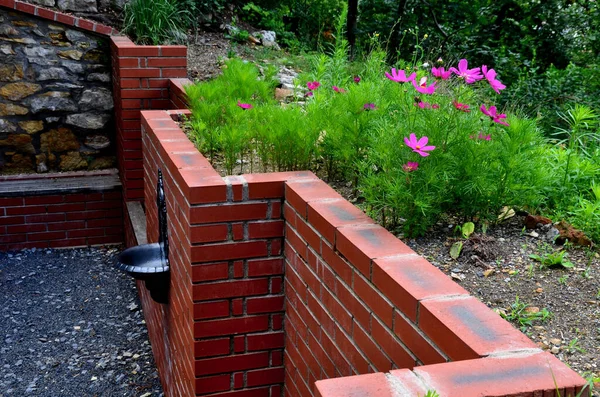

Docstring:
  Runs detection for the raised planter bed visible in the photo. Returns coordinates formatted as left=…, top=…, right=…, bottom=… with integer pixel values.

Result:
left=138, top=105, right=589, bottom=397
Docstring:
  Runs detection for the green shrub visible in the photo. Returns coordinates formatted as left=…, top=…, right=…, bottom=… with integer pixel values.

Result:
left=122, top=0, right=194, bottom=45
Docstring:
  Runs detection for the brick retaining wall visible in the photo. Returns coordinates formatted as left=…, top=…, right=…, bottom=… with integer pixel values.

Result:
left=0, top=171, right=122, bottom=251
left=140, top=108, right=589, bottom=397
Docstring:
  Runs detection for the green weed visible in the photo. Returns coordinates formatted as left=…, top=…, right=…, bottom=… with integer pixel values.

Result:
left=500, top=296, right=551, bottom=331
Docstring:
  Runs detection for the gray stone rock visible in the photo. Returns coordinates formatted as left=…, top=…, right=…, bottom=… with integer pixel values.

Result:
left=87, top=73, right=110, bottom=83
left=47, top=83, right=84, bottom=90
left=259, top=30, right=277, bottom=43
left=65, top=113, right=110, bottom=129
left=32, top=29, right=45, bottom=37
left=0, top=119, right=17, bottom=133
left=45, top=117, right=60, bottom=123
left=65, top=29, right=88, bottom=43
left=30, top=0, right=56, bottom=6
left=24, top=47, right=54, bottom=57
left=38, top=68, right=69, bottom=81
left=78, top=88, right=113, bottom=111
left=0, top=44, right=14, bottom=55
left=84, top=135, right=110, bottom=149
left=57, top=0, right=97, bottom=12
left=61, top=60, right=85, bottom=74
left=28, top=58, right=59, bottom=66
left=0, top=24, right=19, bottom=36
left=28, top=94, right=78, bottom=113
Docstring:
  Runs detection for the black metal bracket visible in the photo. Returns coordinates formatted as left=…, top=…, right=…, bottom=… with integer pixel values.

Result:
left=115, top=169, right=171, bottom=304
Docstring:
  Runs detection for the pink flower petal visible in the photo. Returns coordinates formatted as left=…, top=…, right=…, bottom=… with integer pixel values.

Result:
left=416, top=136, right=429, bottom=147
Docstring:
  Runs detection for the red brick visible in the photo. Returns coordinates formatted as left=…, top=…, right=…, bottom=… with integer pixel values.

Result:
left=413, top=352, right=587, bottom=397
left=191, top=241, right=268, bottom=263
left=161, top=68, right=187, bottom=78
left=307, top=199, right=373, bottom=244
left=0, top=197, right=23, bottom=206
left=307, top=292, right=335, bottom=338
left=87, top=218, right=122, bottom=228
left=35, top=7, right=56, bottom=21
left=392, top=310, right=444, bottom=365
left=334, top=280, right=370, bottom=331
left=285, top=180, right=343, bottom=219
left=193, top=300, right=229, bottom=320
left=22, top=196, right=62, bottom=205
left=321, top=242, right=352, bottom=285
left=190, top=224, right=229, bottom=243
left=194, top=338, right=230, bottom=358
left=160, top=46, right=187, bottom=56
left=27, top=231, right=66, bottom=241
left=192, top=262, right=229, bottom=282
left=194, top=315, right=269, bottom=338
left=387, top=370, right=428, bottom=396
left=234, top=335, right=245, bottom=353
left=246, top=367, right=284, bottom=387
left=319, top=329, right=352, bottom=376
left=372, top=255, right=469, bottom=322
left=193, top=279, right=269, bottom=301
left=0, top=216, right=25, bottom=225
left=6, top=205, right=46, bottom=215
left=117, top=46, right=160, bottom=57
left=335, top=225, right=413, bottom=278
left=248, top=220, right=284, bottom=239
left=26, top=213, right=65, bottom=223
left=247, top=258, right=283, bottom=277
left=120, top=78, right=141, bottom=88
left=55, top=13, right=75, bottom=25
left=315, top=373, right=396, bottom=397
left=286, top=224, right=307, bottom=261
left=296, top=217, right=321, bottom=253
left=195, top=352, right=269, bottom=376
left=147, top=57, right=187, bottom=67
left=94, top=23, right=112, bottom=35
left=270, top=277, right=282, bottom=294
left=246, top=296, right=284, bottom=314
left=320, top=287, right=352, bottom=334
left=0, top=234, right=27, bottom=244
left=77, top=18, right=94, bottom=31
left=16, top=1, right=35, bottom=13
left=7, top=224, right=46, bottom=234
left=307, top=331, right=336, bottom=378
left=190, top=203, right=268, bottom=224
left=195, top=374, right=231, bottom=394
left=50, top=238, right=87, bottom=248
left=419, top=296, right=537, bottom=361
left=353, top=273, right=393, bottom=328
left=247, top=332, right=284, bottom=351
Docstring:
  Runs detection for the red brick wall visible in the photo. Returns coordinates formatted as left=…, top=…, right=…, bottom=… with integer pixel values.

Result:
left=0, top=187, right=122, bottom=251
left=110, top=37, right=187, bottom=202
left=141, top=109, right=588, bottom=397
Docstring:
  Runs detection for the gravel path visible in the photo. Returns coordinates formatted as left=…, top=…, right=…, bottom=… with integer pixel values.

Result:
left=0, top=247, right=163, bottom=397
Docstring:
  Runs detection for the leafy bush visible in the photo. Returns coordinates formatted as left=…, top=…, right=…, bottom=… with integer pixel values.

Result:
left=122, top=0, right=193, bottom=45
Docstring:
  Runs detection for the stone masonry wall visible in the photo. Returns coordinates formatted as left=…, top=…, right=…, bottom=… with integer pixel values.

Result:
left=0, top=6, right=114, bottom=174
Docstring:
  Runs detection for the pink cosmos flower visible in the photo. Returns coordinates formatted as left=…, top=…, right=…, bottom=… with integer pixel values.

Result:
left=305, top=91, right=314, bottom=98
left=404, top=133, right=436, bottom=157
left=237, top=101, right=252, bottom=110
left=470, top=133, right=492, bottom=141
left=403, top=161, right=419, bottom=172
left=363, top=103, right=377, bottom=111
left=332, top=86, right=346, bottom=93
left=415, top=101, right=439, bottom=109
left=354, top=75, right=361, bottom=84
left=412, top=77, right=437, bottom=95
left=481, top=65, right=506, bottom=94
left=452, top=101, right=470, bottom=112
left=449, top=59, right=483, bottom=84
left=480, top=104, right=509, bottom=126
left=307, top=81, right=320, bottom=90
left=385, top=68, right=416, bottom=83
left=431, top=66, right=452, bottom=80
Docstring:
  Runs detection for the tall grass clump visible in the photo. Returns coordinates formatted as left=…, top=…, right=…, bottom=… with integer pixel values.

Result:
left=122, top=0, right=194, bottom=45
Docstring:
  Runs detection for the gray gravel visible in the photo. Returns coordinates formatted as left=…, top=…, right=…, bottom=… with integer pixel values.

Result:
left=0, top=247, right=163, bottom=397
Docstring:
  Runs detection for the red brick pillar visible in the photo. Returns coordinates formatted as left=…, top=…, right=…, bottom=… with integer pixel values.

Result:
left=110, top=36, right=187, bottom=201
